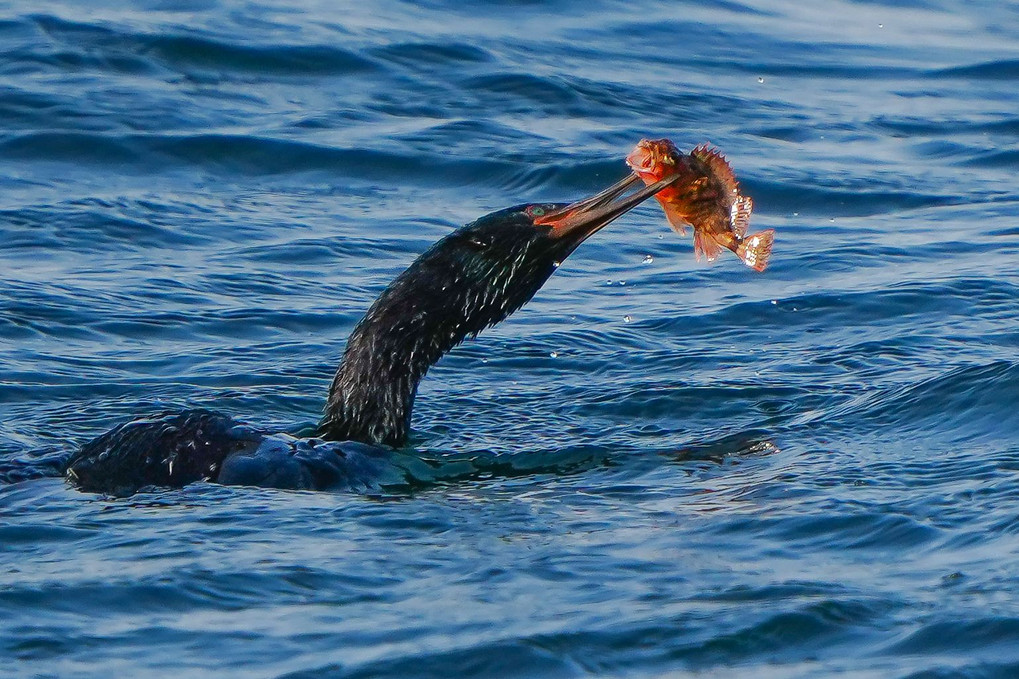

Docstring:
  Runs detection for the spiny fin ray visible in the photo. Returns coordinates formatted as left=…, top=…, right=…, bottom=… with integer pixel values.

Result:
left=691, top=144, right=740, bottom=197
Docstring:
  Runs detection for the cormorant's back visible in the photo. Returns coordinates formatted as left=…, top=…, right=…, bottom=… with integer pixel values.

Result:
left=64, top=410, right=396, bottom=496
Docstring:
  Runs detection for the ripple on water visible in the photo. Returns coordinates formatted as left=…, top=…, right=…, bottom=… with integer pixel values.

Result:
left=23, top=14, right=379, bottom=76
left=278, top=640, right=578, bottom=679
left=887, top=618, right=1019, bottom=661
left=932, top=59, right=1019, bottom=80
left=827, top=361, right=1019, bottom=444
left=369, top=41, right=494, bottom=68
left=4, top=0, right=1019, bottom=677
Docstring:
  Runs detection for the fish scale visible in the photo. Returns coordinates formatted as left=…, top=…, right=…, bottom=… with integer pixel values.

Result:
left=626, top=138, right=774, bottom=271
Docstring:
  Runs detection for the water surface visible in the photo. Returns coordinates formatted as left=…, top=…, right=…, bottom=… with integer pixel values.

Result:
left=3, top=1, right=1019, bottom=677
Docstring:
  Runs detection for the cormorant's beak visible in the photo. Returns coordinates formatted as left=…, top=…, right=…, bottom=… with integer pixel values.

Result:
left=534, top=172, right=680, bottom=243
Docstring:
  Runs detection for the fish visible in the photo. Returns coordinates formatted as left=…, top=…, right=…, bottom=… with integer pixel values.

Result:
left=625, top=138, right=774, bottom=271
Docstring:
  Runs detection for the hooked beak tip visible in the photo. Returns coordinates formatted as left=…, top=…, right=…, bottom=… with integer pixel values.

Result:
left=537, top=171, right=679, bottom=242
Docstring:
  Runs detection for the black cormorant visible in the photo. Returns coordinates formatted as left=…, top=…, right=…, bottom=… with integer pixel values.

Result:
left=64, top=172, right=678, bottom=495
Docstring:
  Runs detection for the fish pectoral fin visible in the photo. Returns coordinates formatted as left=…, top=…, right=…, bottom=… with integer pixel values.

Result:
left=732, top=195, right=753, bottom=238
left=664, top=210, right=689, bottom=236
left=694, top=231, right=723, bottom=262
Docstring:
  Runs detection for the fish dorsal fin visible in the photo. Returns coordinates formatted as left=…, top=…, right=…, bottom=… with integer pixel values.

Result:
left=691, top=144, right=739, bottom=197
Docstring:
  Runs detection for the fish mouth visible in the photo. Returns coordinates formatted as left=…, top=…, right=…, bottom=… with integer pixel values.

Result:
left=535, top=171, right=680, bottom=244
left=626, top=138, right=680, bottom=174
left=625, top=145, right=655, bottom=172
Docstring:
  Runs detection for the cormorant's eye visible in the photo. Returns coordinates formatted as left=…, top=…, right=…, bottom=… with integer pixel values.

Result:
left=527, top=205, right=545, bottom=218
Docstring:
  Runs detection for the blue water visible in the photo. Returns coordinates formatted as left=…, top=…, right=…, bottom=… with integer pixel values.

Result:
left=3, top=0, right=1019, bottom=676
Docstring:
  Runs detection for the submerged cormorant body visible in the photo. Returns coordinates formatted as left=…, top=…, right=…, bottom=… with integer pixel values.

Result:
left=65, top=173, right=677, bottom=495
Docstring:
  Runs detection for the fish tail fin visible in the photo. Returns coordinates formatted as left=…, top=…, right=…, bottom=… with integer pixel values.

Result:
left=694, top=230, right=723, bottom=262
left=736, top=229, right=774, bottom=272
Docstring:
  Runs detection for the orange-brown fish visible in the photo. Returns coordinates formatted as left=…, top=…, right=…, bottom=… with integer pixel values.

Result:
left=626, top=139, right=774, bottom=271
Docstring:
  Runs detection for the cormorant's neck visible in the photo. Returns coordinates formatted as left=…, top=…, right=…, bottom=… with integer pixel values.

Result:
left=318, top=213, right=563, bottom=447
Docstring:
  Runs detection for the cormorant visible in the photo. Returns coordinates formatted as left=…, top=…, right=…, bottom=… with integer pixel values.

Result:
left=64, top=171, right=679, bottom=495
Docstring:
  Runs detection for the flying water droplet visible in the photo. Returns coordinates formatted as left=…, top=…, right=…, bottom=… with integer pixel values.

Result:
left=550, top=351, right=558, bottom=358
left=757, top=76, right=765, bottom=83
left=642, top=255, right=654, bottom=264
left=623, top=315, right=632, bottom=323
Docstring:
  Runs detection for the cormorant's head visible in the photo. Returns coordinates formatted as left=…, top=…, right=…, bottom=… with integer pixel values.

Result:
left=396, top=170, right=683, bottom=341
left=454, top=171, right=681, bottom=269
